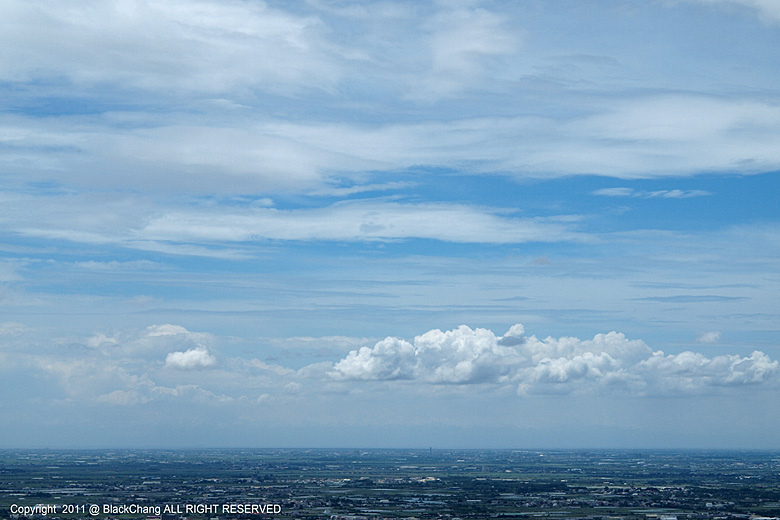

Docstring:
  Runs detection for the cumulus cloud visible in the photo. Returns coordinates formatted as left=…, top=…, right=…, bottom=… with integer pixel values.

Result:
left=331, top=336, right=416, bottom=381
left=329, top=324, right=780, bottom=395
left=637, top=350, right=778, bottom=392
left=331, top=325, right=526, bottom=384
left=142, top=324, right=216, bottom=349
left=82, top=324, right=217, bottom=356
left=18, top=324, right=302, bottom=411
left=498, top=324, right=526, bottom=346
left=165, top=347, right=217, bottom=370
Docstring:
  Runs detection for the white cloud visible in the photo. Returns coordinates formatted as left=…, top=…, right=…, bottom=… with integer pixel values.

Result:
left=593, top=187, right=635, bottom=198
left=744, top=0, right=780, bottom=21
left=331, top=336, right=416, bottom=381
left=96, top=389, right=149, bottom=406
left=0, top=187, right=591, bottom=249
left=697, top=331, right=722, bottom=343
left=498, top=324, right=526, bottom=346
left=246, top=359, right=295, bottom=377
left=165, top=347, right=217, bottom=370
left=722, top=351, right=779, bottom=384
left=86, top=332, right=120, bottom=348
left=515, top=331, right=652, bottom=394
left=84, top=324, right=217, bottom=356
left=36, top=357, right=158, bottom=401
left=522, top=331, right=653, bottom=366
left=74, top=260, right=160, bottom=271
left=239, top=96, right=780, bottom=180
left=3, top=94, right=780, bottom=202
left=331, top=324, right=531, bottom=384
left=637, top=349, right=779, bottom=392
left=593, top=188, right=711, bottom=198
left=415, top=5, right=519, bottom=98
left=656, top=190, right=712, bottom=199
left=329, top=324, right=780, bottom=395
left=567, top=96, right=780, bottom=177
left=0, top=117, right=343, bottom=195
left=526, top=352, right=617, bottom=385
left=151, top=384, right=234, bottom=403
left=0, top=0, right=778, bottom=209
left=0, top=182, right=587, bottom=252
left=688, top=0, right=780, bottom=23
left=284, top=381, right=302, bottom=394
left=0, top=0, right=337, bottom=93
left=0, top=260, right=24, bottom=283
left=0, top=321, right=27, bottom=336
left=147, top=324, right=191, bottom=337
left=331, top=325, right=564, bottom=385
left=140, top=201, right=586, bottom=244
left=6, top=324, right=301, bottom=412
left=414, top=326, right=526, bottom=384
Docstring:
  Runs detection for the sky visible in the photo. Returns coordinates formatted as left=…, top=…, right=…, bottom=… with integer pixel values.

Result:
left=1, top=0, right=780, bottom=449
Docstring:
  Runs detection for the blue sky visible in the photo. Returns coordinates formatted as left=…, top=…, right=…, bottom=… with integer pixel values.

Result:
left=1, top=0, right=780, bottom=449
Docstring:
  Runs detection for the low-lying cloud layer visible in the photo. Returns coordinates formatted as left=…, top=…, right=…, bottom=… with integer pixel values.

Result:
left=329, top=324, right=779, bottom=396
left=5, top=322, right=777, bottom=411
left=3, top=320, right=779, bottom=447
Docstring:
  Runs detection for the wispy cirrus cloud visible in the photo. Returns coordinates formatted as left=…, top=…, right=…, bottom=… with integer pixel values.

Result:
left=2, top=190, right=588, bottom=249
left=0, top=321, right=27, bottom=336
left=593, top=187, right=711, bottom=198
left=635, top=295, right=745, bottom=303
left=413, top=4, right=519, bottom=99
left=686, top=0, right=780, bottom=23
left=4, top=95, right=779, bottom=200
left=138, top=202, right=587, bottom=244
left=697, top=331, right=722, bottom=343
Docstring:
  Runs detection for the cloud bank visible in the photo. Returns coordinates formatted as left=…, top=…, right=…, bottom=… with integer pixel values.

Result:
left=11, top=323, right=777, bottom=411
left=329, top=324, right=779, bottom=396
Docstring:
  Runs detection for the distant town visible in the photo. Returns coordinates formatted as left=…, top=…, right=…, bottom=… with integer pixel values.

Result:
left=2, top=449, right=779, bottom=520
